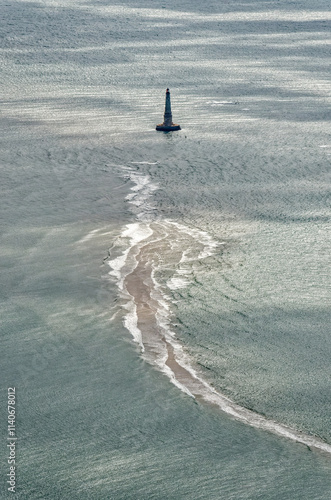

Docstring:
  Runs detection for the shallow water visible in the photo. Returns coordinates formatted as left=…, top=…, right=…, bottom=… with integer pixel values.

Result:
left=1, top=0, right=331, bottom=498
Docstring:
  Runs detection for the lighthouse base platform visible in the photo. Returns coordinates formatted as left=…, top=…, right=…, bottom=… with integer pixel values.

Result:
left=156, top=123, right=181, bottom=132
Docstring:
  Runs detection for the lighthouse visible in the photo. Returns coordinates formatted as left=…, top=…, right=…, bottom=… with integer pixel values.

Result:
left=156, top=88, right=181, bottom=132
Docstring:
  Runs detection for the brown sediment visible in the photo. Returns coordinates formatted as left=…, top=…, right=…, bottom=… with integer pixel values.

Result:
left=125, top=241, right=204, bottom=396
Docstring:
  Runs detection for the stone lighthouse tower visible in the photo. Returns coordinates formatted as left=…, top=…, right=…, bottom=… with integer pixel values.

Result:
left=156, top=88, right=181, bottom=131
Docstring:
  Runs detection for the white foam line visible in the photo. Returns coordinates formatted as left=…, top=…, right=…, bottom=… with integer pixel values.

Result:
left=207, top=101, right=238, bottom=105
left=167, top=220, right=219, bottom=259
left=131, top=161, right=159, bottom=165
left=107, top=221, right=171, bottom=355
left=110, top=310, right=121, bottom=322
left=162, top=364, right=195, bottom=398
left=122, top=169, right=159, bottom=221
left=77, top=227, right=109, bottom=244
left=107, top=249, right=130, bottom=286
left=167, top=276, right=191, bottom=290
left=179, top=249, right=191, bottom=263
left=123, top=298, right=145, bottom=352
left=107, top=222, right=154, bottom=288
left=203, top=388, right=331, bottom=453
left=161, top=323, right=331, bottom=454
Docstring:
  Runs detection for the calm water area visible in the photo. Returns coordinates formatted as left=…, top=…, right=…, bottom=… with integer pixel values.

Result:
left=1, top=0, right=331, bottom=498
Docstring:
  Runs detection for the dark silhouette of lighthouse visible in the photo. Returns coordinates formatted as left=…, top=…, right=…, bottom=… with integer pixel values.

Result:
left=156, top=88, right=181, bottom=132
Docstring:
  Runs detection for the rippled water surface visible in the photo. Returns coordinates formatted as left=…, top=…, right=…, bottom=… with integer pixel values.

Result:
left=1, top=0, right=331, bottom=498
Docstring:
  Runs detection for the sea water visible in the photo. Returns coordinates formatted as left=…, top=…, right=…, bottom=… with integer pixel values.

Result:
left=1, top=0, right=331, bottom=498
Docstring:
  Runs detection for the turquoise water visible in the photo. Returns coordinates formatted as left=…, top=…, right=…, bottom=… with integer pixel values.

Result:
left=1, top=0, right=331, bottom=498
